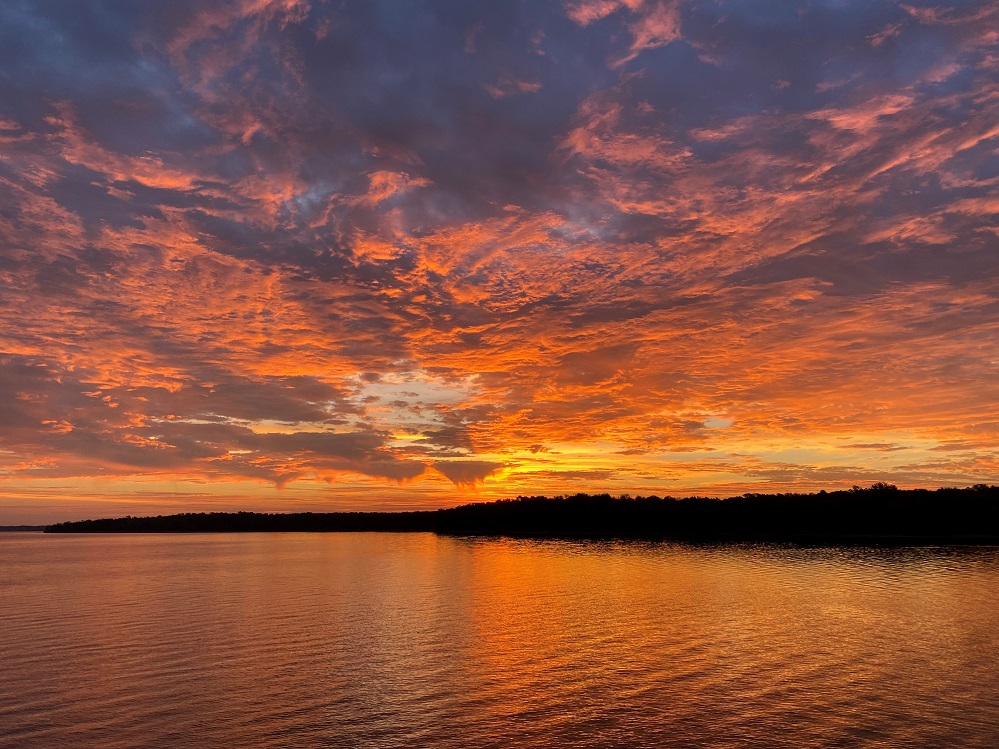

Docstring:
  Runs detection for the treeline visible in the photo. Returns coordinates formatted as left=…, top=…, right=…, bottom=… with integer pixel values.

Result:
left=44, top=484, right=999, bottom=543
left=45, top=510, right=438, bottom=534
left=434, top=484, right=999, bottom=541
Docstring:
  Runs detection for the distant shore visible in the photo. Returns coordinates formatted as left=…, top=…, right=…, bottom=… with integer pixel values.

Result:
left=43, top=485, right=999, bottom=545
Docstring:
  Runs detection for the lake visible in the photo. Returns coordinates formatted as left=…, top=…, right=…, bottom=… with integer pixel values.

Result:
left=1, top=532, right=997, bottom=748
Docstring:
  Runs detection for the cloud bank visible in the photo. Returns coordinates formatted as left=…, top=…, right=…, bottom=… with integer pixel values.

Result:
left=1, top=0, right=997, bottom=520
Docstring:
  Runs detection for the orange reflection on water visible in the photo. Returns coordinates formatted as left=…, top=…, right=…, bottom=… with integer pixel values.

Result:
left=3, top=533, right=999, bottom=747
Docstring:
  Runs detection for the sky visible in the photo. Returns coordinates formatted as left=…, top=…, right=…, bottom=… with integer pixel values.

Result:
left=1, top=0, right=998, bottom=523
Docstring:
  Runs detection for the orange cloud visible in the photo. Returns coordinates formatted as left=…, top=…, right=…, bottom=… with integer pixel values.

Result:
left=2, top=0, right=998, bottom=520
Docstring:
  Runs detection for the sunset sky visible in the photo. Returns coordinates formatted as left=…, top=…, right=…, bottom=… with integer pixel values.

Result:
left=2, top=0, right=998, bottom=523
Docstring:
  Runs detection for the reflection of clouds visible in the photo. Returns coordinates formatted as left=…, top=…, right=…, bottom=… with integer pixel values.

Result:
left=0, top=0, right=997, bottom=513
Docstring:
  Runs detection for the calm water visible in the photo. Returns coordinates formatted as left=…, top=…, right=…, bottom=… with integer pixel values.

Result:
left=1, top=533, right=998, bottom=748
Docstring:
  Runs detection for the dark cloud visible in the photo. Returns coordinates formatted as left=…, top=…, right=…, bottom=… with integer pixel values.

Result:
left=433, top=460, right=505, bottom=486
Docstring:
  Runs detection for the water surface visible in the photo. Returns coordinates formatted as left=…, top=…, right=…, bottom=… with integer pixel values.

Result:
left=1, top=532, right=997, bottom=748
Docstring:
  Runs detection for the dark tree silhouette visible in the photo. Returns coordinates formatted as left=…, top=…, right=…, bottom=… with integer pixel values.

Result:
left=44, top=484, right=999, bottom=544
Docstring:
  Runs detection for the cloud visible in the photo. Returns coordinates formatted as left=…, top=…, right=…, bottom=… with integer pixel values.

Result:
left=1, top=0, right=998, bottom=518
left=357, top=171, right=432, bottom=206
left=565, top=1, right=643, bottom=27
left=614, top=1, right=682, bottom=67
left=484, top=76, right=544, bottom=99
left=432, top=460, right=505, bottom=487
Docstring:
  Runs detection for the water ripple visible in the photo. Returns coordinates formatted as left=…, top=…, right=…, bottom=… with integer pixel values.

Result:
left=1, top=533, right=998, bottom=748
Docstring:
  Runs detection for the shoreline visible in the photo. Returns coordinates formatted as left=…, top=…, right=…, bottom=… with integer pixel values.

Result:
left=41, top=486, right=999, bottom=546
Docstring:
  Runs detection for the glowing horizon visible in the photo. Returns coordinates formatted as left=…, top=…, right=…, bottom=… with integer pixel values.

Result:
left=2, top=0, right=998, bottom=523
